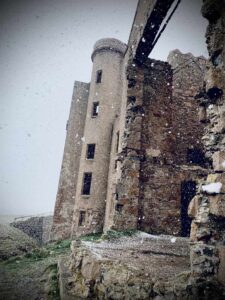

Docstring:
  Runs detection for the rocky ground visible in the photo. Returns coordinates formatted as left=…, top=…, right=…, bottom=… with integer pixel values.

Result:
left=0, top=224, right=71, bottom=300
left=1, top=229, right=223, bottom=299
left=81, top=232, right=190, bottom=282
left=0, top=224, right=37, bottom=260
left=59, top=231, right=192, bottom=299
left=0, top=228, right=191, bottom=300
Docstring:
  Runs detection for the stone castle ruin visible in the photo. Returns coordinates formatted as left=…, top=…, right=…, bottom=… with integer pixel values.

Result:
left=51, top=0, right=225, bottom=290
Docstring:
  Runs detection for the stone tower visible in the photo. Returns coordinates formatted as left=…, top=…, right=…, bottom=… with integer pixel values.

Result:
left=51, top=82, right=90, bottom=240
left=70, top=38, right=127, bottom=236
left=52, top=38, right=127, bottom=240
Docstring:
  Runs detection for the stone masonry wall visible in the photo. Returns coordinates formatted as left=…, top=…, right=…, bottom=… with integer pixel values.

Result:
left=71, top=39, right=126, bottom=237
left=111, top=53, right=207, bottom=235
left=139, top=59, right=175, bottom=234
left=111, top=62, right=144, bottom=230
left=11, top=215, right=53, bottom=245
left=189, top=0, right=225, bottom=287
left=51, top=81, right=89, bottom=240
left=168, top=50, right=206, bottom=166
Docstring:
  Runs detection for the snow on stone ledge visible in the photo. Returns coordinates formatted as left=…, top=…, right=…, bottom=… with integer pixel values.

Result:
left=202, top=182, right=222, bottom=194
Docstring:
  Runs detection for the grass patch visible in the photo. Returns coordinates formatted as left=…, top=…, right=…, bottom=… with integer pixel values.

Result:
left=46, top=239, right=71, bottom=254
left=44, top=263, right=60, bottom=300
left=102, top=229, right=138, bottom=240
left=80, top=233, right=102, bottom=242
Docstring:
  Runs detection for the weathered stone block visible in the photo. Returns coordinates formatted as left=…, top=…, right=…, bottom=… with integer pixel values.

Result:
left=198, top=106, right=207, bottom=123
left=81, top=255, right=101, bottom=280
left=218, top=246, right=225, bottom=285
left=188, top=195, right=200, bottom=219
left=209, top=195, right=225, bottom=217
left=212, top=151, right=225, bottom=171
left=205, top=67, right=225, bottom=96
left=190, top=221, right=198, bottom=242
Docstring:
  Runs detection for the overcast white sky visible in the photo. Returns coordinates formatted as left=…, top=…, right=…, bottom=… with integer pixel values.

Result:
left=0, top=0, right=208, bottom=215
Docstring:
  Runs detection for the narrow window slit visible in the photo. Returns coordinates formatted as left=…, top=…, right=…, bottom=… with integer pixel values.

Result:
left=82, top=172, right=92, bottom=195
left=86, top=144, right=96, bottom=159
left=78, top=211, right=86, bottom=226
left=92, top=102, right=99, bottom=117
left=96, top=70, right=102, bottom=83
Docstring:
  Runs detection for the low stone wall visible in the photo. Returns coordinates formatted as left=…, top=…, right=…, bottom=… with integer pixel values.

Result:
left=11, top=215, right=53, bottom=245
left=58, top=234, right=225, bottom=299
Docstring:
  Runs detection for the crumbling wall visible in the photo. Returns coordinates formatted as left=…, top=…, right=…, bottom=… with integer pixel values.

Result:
left=168, top=50, right=206, bottom=165
left=189, top=0, right=225, bottom=287
left=11, top=215, right=53, bottom=245
left=139, top=59, right=176, bottom=234
left=111, top=52, right=206, bottom=235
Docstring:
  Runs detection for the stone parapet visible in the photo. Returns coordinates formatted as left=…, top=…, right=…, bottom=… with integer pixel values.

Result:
left=91, top=38, right=127, bottom=61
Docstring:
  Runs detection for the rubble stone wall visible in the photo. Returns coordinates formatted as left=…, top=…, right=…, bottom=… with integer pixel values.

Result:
left=168, top=50, right=206, bottom=165
left=111, top=53, right=206, bottom=235
left=189, top=0, right=225, bottom=287
left=11, top=215, right=53, bottom=245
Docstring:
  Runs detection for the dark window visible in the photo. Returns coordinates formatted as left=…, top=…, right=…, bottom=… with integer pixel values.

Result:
left=86, top=144, right=95, bottom=159
left=96, top=70, right=102, bottom=83
left=181, top=181, right=196, bottom=237
left=92, top=102, right=99, bottom=117
left=78, top=211, right=86, bottom=226
left=115, top=203, right=123, bottom=213
left=116, top=131, right=120, bottom=152
left=82, top=172, right=92, bottom=195
left=187, top=148, right=205, bottom=166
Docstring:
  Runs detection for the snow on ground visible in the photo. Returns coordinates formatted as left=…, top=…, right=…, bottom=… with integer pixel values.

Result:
left=202, top=182, right=222, bottom=194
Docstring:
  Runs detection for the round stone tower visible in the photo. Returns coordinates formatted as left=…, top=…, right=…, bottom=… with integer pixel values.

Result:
left=71, top=38, right=127, bottom=236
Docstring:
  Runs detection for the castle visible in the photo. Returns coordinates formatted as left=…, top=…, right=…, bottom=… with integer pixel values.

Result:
left=49, top=0, right=225, bottom=289
left=51, top=0, right=207, bottom=241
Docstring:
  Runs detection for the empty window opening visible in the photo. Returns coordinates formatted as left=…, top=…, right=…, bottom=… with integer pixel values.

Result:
left=92, top=102, right=99, bottom=117
left=116, top=131, right=120, bottom=152
left=127, top=96, right=136, bottom=105
left=115, top=203, right=123, bottom=213
left=181, top=181, right=196, bottom=237
left=96, top=70, right=102, bottom=83
left=187, top=148, right=205, bottom=167
left=86, top=144, right=95, bottom=159
left=82, top=172, right=92, bottom=195
left=128, top=78, right=136, bottom=88
left=78, top=211, right=86, bottom=226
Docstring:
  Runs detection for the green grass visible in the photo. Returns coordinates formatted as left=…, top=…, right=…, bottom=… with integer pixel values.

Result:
left=0, top=239, right=71, bottom=300
left=44, top=263, right=60, bottom=300
left=0, top=231, right=139, bottom=299
left=79, top=230, right=138, bottom=242
left=101, top=229, right=138, bottom=240
left=79, top=232, right=102, bottom=242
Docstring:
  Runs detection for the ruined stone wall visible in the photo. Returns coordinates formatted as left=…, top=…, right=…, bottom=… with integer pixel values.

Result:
left=139, top=59, right=175, bottom=234
left=189, top=0, right=225, bottom=286
left=51, top=81, right=89, bottom=240
left=11, top=215, right=53, bottom=245
left=168, top=50, right=206, bottom=165
left=110, top=53, right=207, bottom=235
